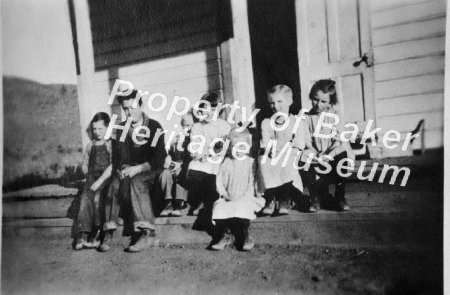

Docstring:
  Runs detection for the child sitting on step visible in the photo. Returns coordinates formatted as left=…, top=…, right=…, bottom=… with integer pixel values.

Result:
left=186, top=92, right=231, bottom=233
left=159, top=111, right=195, bottom=217
left=258, top=85, right=308, bottom=216
left=210, top=129, right=265, bottom=251
left=71, top=112, right=113, bottom=250
left=302, top=79, right=355, bottom=212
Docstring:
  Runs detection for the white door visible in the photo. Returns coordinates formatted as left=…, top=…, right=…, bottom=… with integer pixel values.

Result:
left=296, top=0, right=374, bottom=128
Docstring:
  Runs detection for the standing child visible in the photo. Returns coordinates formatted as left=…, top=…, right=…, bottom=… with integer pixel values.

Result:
left=186, top=92, right=231, bottom=231
left=259, top=85, right=307, bottom=215
left=159, top=111, right=195, bottom=217
left=72, top=112, right=113, bottom=250
left=211, top=129, right=265, bottom=251
left=303, top=79, right=354, bottom=212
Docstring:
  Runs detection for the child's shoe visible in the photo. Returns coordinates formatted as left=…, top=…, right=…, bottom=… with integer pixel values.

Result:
left=335, top=181, right=350, bottom=211
left=211, top=233, right=233, bottom=251
left=188, top=202, right=203, bottom=216
left=84, top=230, right=101, bottom=249
left=74, top=232, right=88, bottom=250
left=337, top=197, right=350, bottom=211
left=98, top=230, right=113, bottom=252
left=160, top=201, right=174, bottom=217
left=171, top=200, right=187, bottom=217
left=242, top=237, right=255, bottom=251
left=128, top=229, right=159, bottom=253
left=278, top=201, right=289, bottom=215
left=309, top=195, right=320, bottom=212
left=261, top=201, right=275, bottom=216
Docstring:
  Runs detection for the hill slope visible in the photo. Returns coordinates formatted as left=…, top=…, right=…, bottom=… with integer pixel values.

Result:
left=3, top=77, right=83, bottom=189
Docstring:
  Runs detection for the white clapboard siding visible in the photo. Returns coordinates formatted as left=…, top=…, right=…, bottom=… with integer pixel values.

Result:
left=375, top=92, right=444, bottom=118
left=93, top=46, right=223, bottom=130
left=377, top=110, right=443, bottom=134
left=375, top=74, right=444, bottom=100
left=371, top=0, right=445, bottom=28
left=370, top=0, right=445, bottom=150
left=372, top=17, right=445, bottom=46
left=95, top=60, right=221, bottom=96
left=374, top=36, right=445, bottom=64
left=374, top=55, right=445, bottom=82
left=370, top=0, right=430, bottom=12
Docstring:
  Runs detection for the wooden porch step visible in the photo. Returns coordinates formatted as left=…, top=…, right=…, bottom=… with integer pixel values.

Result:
left=3, top=205, right=441, bottom=251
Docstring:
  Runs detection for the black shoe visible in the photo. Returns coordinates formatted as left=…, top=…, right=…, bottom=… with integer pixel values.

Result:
left=160, top=201, right=174, bottom=217
left=309, top=194, right=320, bottom=212
left=337, top=197, right=350, bottom=211
left=98, top=230, right=113, bottom=252
left=188, top=202, right=203, bottom=216
left=172, top=200, right=187, bottom=217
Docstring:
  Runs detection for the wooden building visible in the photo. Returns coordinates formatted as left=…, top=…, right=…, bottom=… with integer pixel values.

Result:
left=70, top=0, right=445, bottom=157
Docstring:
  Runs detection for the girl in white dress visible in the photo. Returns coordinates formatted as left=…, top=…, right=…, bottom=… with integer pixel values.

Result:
left=211, top=129, right=265, bottom=251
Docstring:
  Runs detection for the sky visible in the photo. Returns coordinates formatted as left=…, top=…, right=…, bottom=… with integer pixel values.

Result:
left=2, top=0, right=78, bottom=84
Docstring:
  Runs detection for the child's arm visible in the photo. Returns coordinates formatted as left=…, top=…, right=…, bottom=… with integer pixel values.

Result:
left=216, top=162, right=230, bottom=200
left=81, top=142, right=93, bottom=175
left=90, top=164, right=112, bottom=192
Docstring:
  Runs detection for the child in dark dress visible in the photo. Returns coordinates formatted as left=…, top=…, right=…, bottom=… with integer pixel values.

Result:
left=72, top=112, right=113, bottom=250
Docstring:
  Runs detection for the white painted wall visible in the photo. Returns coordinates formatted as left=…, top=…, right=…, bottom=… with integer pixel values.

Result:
left=370, top=0, right=445, bottom=150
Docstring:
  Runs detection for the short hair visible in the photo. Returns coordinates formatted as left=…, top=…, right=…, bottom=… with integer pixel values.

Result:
left=309, top=79, right=337, bottom=105
left=267, top=84, right=293, bottom=105
left=200, top=91, right=221, bottom=107
left=117, top=90, right=142, bottom=106
left=91, top=112, right=110, bottom=126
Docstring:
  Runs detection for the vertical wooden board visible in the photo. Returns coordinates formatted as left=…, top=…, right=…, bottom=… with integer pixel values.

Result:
left=375, top=92, right=444, bottom=117
left=306, top=0, right=330, bottom=66
left=371, top=0, right=446, bottom=29
left=372, top=17, right=446, bottom=47
left=334, top=0, right=361, bottom=61
left=374, top=36, right=445, bottom=64
left=339, top=74, right=365, bottom=122
left=375, top=74, right=444, bottom=99
left=374, top=55, right=445, bottom=82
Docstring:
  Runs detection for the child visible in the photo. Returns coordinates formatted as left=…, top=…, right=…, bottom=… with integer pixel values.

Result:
left=303, top=79, right=354, bottom=212
left=186, top=92, right=231, bottom=232
left=258, top=85, right=307, bottom=215
left=159, top=112, right=195, bottom=217
left=72, top=112, right=113, bottom=250
left=211, top=129, right=265, bottom=251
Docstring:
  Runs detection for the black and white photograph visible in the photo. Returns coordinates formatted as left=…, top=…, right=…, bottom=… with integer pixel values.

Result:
left=1, top=0, right=447, bottom=294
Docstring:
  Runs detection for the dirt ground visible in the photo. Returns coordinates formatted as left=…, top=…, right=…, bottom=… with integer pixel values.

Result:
left=2, top=235, right=442, bottom=295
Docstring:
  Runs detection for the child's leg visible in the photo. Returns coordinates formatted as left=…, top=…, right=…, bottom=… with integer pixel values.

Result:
left=159, top=168, right=175, bottom=216
left=308, top=166, right=330, bottom=211
left=229, top=218, right=251, bottom=251
left=261, top=187, right=277, bottom=215
left=210, top=219, right=232, bottom=250
left=278, top=183, right=293, bottom=214
left=172, top=166, right=189, bottom=216
left=328, top=152, right=350, bottom=211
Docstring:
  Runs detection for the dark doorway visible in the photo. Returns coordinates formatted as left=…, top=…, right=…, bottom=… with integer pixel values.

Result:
left=248, top=0, right=301, bottom=120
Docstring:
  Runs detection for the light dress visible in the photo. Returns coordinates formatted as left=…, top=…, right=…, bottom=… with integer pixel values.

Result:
left=212, top=157, right=265, bottom=221
left=188, top=118, right=231, bottom=175
left=258, top=114, right=306, bottom=192
left=302, top=107, right=355, bottom=162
